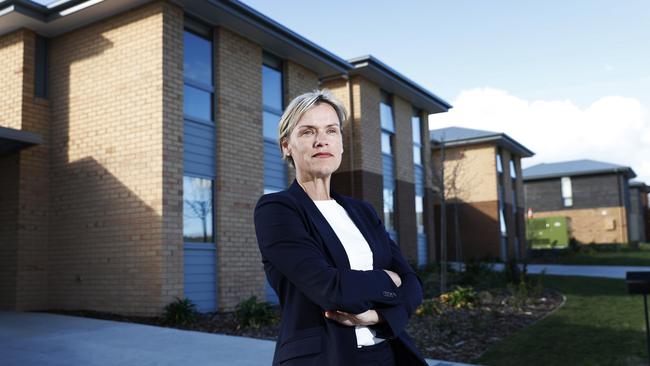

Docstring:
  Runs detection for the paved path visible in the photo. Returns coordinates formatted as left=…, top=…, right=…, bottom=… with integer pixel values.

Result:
left=495, top=263, right=650, bottom=279
left=0, top=311, right=477, bottom=366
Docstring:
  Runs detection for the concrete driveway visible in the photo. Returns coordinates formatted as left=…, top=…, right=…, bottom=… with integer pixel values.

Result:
left=0, top=311, right=475, bottom=366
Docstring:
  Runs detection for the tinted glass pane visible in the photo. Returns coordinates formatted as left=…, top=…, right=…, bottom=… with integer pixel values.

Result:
left=415, top=196, right=424, bottom=233
left=263, top=65, right=283, bottom=110
left=411, top=116, right=421, bottom=144
left=496, top=153, right=503, bottom=173
left=509, top=159, right=517, bottom=179
left=499, top=209, right=507, bottom=235
left=383, top=189, right=394, bottom=231
left=381, top=133, right=392, bottom=155
left=184, top=85, right=212, bottom=121
left=184, top=31, right=212, bottom=83
left=380, top=103, right=395, bottom=132
left=413, top=146, right=421, bottom=165
left=183, top=176, right=213, bottom=243
left=263, top=111, right=281, bottom=140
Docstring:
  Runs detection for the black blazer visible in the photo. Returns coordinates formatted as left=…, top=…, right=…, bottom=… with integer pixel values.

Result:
left=254, top=180, right=427, bottom=365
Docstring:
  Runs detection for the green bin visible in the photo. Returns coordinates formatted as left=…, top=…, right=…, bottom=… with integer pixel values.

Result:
left=526, top=216, right=571, bottom=249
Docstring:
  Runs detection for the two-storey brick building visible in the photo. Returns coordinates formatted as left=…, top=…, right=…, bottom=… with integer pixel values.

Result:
left=0, top=0, right=451, bottom=315
left=429, top=127, right=534, bottom=261
left=523, top=159, right=636, bottom=245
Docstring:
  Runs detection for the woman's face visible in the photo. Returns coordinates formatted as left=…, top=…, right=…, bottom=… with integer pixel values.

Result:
left=283, top=103, right=343, bottom=179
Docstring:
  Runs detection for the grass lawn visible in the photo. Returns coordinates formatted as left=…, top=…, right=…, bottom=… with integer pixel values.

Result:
left=530, top=245, right=650, bottom=266
left=475, top=275, right=648, bottom=366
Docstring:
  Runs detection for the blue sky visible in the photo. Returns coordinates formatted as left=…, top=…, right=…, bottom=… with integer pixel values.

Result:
left=32, top=0, right=650, bottom=182
left=241, top=0, right=650, bottom=183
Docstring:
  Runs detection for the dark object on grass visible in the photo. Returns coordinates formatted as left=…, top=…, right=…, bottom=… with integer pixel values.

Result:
left=626, top=271, right=650, bottom=366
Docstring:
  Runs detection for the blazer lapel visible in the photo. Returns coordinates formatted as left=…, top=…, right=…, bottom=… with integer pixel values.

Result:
left=287, top=180, right=351, bottom=270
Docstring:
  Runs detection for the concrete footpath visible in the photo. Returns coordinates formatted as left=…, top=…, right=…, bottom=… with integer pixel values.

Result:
left=0, top=311, right=475, bottom=366
left=494, top=263, right=650, bottom=279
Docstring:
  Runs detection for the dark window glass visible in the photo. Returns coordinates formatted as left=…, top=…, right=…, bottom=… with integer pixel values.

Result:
left=509, top=159, right=517, bottom=179
left=496, top=153, right=503, bottom=173
left=184, top=85, right=212, bottom=121
left=35, top=36, right=48, bottom=98
left=183, top=176, right=214, bottom=243
left=184, top=31, right=212, bottom=83
left=262, top=65, right=283, bottom=111
left=415, top=196, right=424, bottom=234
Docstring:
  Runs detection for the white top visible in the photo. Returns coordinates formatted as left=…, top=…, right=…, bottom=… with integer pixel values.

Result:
left=313, top=199, right=385, bottom=347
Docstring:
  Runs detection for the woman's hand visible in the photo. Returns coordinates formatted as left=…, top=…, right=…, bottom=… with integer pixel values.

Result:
left=324, top=309, right=382, bottom=326
left=383, top=269, right=402, bottom=287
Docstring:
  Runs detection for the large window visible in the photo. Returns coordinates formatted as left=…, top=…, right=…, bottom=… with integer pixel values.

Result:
left=262, top=53, right=286, bottom=194
left=380, top=91, right=396, bottom=240
left=412, top=110, right=426, bottom=265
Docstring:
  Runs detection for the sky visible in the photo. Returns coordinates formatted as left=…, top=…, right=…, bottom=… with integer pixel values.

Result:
left=238, top=0, right=650, bottom=184
left=33, top=0, right=650, bottom=183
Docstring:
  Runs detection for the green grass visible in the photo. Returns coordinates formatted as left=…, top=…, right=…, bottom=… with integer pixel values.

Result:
left=475, top=275, right=649, bottom=366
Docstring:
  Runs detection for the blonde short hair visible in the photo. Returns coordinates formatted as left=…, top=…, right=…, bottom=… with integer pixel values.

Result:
left=278, top=89, right=347, bottom=167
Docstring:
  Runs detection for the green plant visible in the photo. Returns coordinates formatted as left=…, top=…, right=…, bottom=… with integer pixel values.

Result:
left=415, top=298, right=442, bottom=316
left=459, top=259, right=494, bottom=286
left=235, top=296, right=277, bottom=329
left=163, top=297, right=198, bottom=326
left=440, top=286, right=479, bottom=309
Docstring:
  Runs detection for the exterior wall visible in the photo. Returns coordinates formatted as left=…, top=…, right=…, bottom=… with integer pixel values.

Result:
left=432, top=144, right=501, bottom=261
left=531, top=207, right=629, bottom=244
left=0, top=30, right=25, bottom=130
left=525, top=174, right=623, bottom=212
left=283, top=60, right=319, bottom=184
left=213, top=26, right=265, bottom=310
left=624, top=187, right=646, bottom=243
left=47, top=2, right=183, bottom=315
left=393, top=95, right=417, bottom=261
left=524, top=173, right=630, bottom=245
left=0, top=153, right=19, bottom=310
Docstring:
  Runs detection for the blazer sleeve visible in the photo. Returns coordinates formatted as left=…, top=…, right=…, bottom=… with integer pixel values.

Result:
left=254, top=194, right=403, bottom=314
left=360, top=201, right=424, bottom=339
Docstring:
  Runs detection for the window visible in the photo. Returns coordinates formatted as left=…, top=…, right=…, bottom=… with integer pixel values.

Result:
left=412, top=109, right=426, bottom=265
left=411, top=113, right=422, bottom=166
left=561, top=176, right=573, bottom=207
left=509, top=159, right=517, bottom=179
left=415, top=196, right=424, bottom=234
left=183, top=176, right=214, bottom=243
left=183, top=30, right=214, bottom=124
left=263, top=53, right=287, bottom=194
left=380, top=91, right=396, bottom=238
left=496, top=151, right=503, bottom=174
left=35, top=36, right=48, bottom=98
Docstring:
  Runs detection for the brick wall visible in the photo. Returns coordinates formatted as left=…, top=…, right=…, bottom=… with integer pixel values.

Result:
left=47, top=1, right=183, bottom=315
left=214, top=26, right=265, bottom=310
left=0, top=153, right=19, bottom=309
left=0, top=30, right=24, bottom=130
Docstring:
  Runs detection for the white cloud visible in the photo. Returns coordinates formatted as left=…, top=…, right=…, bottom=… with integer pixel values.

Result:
left=429, top=87, right=650, bottom=184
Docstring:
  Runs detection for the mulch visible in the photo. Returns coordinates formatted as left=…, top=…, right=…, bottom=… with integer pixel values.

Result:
left=46, top=287, right=563, bottom=364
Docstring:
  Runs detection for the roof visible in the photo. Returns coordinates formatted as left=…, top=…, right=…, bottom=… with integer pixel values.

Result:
left=347, top=55, right=452, bottom=114
left=0, top=0, right=351, bottom=78
left=429, top=126, right=534, bottom=157
left=522, top=159, right=637, bottom=181
left=630, top=180, right=650, bottom=192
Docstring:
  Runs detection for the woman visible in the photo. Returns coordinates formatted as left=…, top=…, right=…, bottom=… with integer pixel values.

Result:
left=254, top=89, right=427, bottom=366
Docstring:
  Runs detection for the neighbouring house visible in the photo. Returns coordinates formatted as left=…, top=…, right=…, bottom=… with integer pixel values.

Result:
left=629, top=181, right=650, bottom=244
left=523, top=159, right=636, bottom=245
left=429, top=127, right=534, bottom=262
left=0, top=0, right=451, bottom=315
left=322, top=55, right=452, bottom=267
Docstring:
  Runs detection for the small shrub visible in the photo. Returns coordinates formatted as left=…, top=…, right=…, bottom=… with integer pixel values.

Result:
left=415, top=298, right=442, bottom=317
left=163, top=297, right=198, bottom=326
left=459, top=259, right=494, bottom=286
left=235, top=296, right=277, bottom=330
left=440, top=286, right=479, bottom=309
